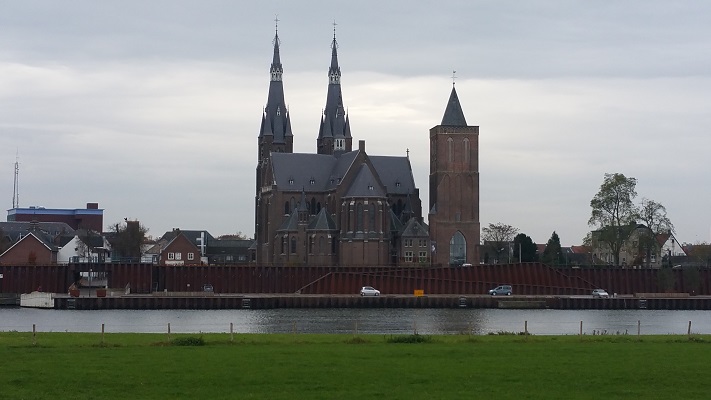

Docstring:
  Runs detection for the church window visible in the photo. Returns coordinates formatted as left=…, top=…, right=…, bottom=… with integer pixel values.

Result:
left=463, top=138, right=470, bottom=165
left=281, top=236, right=286, bottom=254
left=309, top=236, right=314, bottom=254
left=284, top=202, right=290, bottom=215
left=335, top=139, right=344, bottom=150
left=319, top=236, right=324, bottom=254
left=290, top=237, right=297, bottom=254
left=369, top=205, right=376, bottom=232
left=310, top=198, right=317, bottom=215
left=356, top=203, right=364, bottom=232
left=276, top=107, right=281, bottom=116
left=447, top=137, right=454, bottom=163
left=449, top=231, right=466, bottom=267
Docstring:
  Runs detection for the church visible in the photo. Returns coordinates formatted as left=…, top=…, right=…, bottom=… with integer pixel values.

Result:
left=253, top=26, right=479, bottom=267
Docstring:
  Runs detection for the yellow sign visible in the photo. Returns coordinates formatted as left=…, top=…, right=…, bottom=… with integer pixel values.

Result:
left=414, top=289, right=424, bottom=297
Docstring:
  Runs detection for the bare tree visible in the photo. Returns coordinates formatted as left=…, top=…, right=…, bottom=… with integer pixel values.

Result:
left=482, top=223, right=519, bottom=264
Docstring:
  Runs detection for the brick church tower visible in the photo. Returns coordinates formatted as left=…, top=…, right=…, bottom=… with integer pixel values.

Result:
left=428, top=85, right=480, bottom=266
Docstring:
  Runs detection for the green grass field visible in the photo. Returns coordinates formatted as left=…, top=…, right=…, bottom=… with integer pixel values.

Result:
left=1, top=332, right=709, bottom=399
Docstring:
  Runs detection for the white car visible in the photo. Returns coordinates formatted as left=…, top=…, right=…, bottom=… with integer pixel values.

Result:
left=360, top=286, right=380, bottom=296
left=592, top=289, right=610, bottom=298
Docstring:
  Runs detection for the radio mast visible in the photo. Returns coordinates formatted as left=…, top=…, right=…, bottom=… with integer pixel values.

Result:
left=12, top=151, right=19, bottom=209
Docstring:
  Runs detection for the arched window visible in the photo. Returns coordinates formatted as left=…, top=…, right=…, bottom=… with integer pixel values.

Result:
left=449, top=231, right=466, bottom=267
left=310, top=198, right=317, bottom=215
left=369, top=204, right=376, bottom=232
left=284, top=202, right=290, bottom=215
left=463, top=138, right=470, bottom=165
left=290, top=237, right=297, bottom=254
left=356, top=203, right=364, bottom=232
left=447, top=137, right=454, bottom=163
left=319, top=236, right=325, bottom=254
left=281, top=236, right=286, bottom=254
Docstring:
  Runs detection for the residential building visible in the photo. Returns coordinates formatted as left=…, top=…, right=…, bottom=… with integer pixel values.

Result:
left=7, top=202, right=103, bottom=232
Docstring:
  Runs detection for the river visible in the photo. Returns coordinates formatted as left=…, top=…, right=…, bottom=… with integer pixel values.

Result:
left=2, top=308, right=711, bottom=335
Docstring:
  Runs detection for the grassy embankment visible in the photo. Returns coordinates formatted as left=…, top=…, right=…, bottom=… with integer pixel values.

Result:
left=1, top=331, right=709, bottom=400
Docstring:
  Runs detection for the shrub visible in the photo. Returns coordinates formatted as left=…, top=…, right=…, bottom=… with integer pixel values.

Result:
left=171, top=336, right=205, bottom=346
left=385, top=334, right=433, bottom=344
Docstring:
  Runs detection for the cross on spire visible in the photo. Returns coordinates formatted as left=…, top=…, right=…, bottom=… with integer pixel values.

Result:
left=452, top=70, right=457, bottom=86
left=332, top=20, right=337, bottom=39
left=274, top=14, right=280, bottom=32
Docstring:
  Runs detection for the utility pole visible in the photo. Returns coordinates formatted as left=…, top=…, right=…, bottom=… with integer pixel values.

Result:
left=12, top=151, right=19, bottom=209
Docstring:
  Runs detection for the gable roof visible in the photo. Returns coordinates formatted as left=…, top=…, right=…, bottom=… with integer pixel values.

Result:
left=344, top=163, right=387, bottom=198
left=400, top=218, right=429, bottom=238
left=0, top=231, right=57, bottom=258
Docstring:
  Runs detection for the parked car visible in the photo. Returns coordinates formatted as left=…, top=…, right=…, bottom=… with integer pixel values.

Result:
left=592, top=289, right=609, bottom=298
left=360, top=286, right=380, bottom=296
left=488, top=285, right=512, bottom=296
left=202, top=284, right=214, bottom=292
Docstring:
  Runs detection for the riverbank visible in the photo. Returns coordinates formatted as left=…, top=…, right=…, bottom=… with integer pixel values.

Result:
left=1, top=332, right=708, bottom=400
left=35, top=292, right=711, bottom=310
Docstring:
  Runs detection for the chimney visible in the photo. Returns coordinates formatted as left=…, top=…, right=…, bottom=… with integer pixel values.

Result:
left=359, top=140, right=365, bottom=152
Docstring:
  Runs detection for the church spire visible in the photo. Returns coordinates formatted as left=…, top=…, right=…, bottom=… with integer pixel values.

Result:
left=318, top=22, right=352, bottom=156
left=440, top=85, right=468, bottom=127
left=259, top=18, right=293, bottom=148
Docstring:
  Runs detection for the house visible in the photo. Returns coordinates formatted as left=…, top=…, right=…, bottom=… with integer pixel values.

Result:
left=57, top=229, right=111, bottom=264
left=591, top=224, right=677, bottom=268
left=146, top=230, right=203, bottom=266
left=207, top=238, right=254, bottom=264
left=0, top=231, right=58, bottom=265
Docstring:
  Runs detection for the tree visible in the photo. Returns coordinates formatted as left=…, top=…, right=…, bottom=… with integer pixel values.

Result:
left=588, top=173, right=638, bottom=266
left=541, top=231, right=564, bottom=266
left=109, top=220, right=148, bottom=261
left=512, top=233, right=538, bottom=263
left=481, top=223, right=518, bottom=264
left=634, top=198, right=675, bottom=267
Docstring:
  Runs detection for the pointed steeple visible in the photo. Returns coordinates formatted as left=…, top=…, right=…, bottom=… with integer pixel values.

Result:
left=259, top=22, right=293, bottom=146
left=441, top=85, right=468, bottom=126
left=318, top=22, right=352, bottom=155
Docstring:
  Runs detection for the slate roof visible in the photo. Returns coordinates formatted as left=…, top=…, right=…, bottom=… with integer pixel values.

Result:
left=159, top=230, right=215, bottom=246
left=0, top=221, right=74, bottom=241
left=344, top=164, right=387, bottom=198
left=318, top=33, right=351, bottom=143
left=271, top=150, right=415, bottom=197
left=401, top=218, right=429, bottom=238
left=369, top=156, right=416, bottom=195
left=307, top=208, right=338, bottom=231
left=277, top=209, right=300, bottom=232
left=441, top=86, right=468, bottom=126
left=259, top=29, right=292, bottom=144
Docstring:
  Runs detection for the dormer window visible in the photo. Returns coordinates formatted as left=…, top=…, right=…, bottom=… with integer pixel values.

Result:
left=288, top=178, right=294, bottom=185
left=395, top=181, right=401, bottom=188
left=310, top=178, right=315, bottom=185
left=276, top=107, right=281, bottom=116
left=368, top=185, right=374, bottom=191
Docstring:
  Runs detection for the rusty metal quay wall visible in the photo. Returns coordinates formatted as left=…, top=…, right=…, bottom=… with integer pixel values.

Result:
left=53, top=294, right=711, bottom=310
left=3, top=263, right=711, bottom=297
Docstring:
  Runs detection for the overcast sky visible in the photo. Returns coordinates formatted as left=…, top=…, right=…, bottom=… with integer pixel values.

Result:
left=1, top=1, right=710, bottom=245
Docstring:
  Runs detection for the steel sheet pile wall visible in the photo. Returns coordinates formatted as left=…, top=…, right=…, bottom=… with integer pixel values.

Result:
left=107, top=264, right=153, bottom=294
left=0, top=265, right=68, bottom=294
left=564, top=267, right=710, bottom=295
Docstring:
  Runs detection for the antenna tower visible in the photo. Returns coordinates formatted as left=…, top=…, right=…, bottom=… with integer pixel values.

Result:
left=12, top=152, right=19, bottom=208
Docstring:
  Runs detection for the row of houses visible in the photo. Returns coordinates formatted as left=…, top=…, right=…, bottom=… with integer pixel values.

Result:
left=0, top=221, right=252, bottom=266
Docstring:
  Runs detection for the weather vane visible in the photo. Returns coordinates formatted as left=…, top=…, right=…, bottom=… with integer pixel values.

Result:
left=452, top=70, right=457, bottom=86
